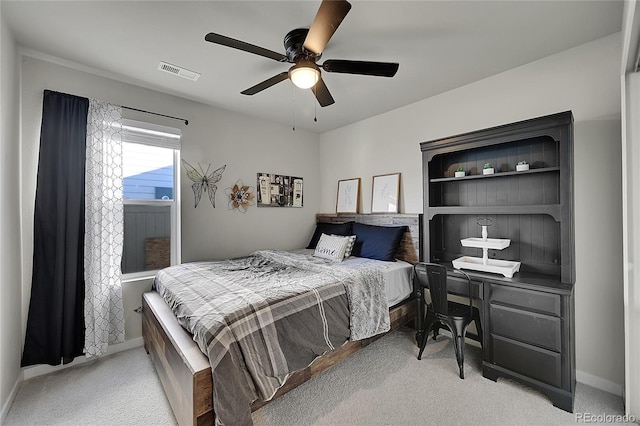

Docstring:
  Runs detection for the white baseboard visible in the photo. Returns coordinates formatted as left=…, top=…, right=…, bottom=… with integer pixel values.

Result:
left=576, top=369, right=624, bottom=396
left=1, top=373, right=23, bottom=424
left=22, top=337, right=144, bottom=381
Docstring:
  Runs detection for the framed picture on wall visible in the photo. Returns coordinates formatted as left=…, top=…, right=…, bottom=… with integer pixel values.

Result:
left=371, top=173, right=400, bottom=213
left=336, top=178, right=360, bottom=214
left=256, top=173, right=303, bottom=207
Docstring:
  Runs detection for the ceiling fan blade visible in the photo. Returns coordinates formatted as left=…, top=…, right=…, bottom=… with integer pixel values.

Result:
left=322, top=60, right=399, bottom=77
left=241, top=72, right=290, bottom=95
left=303, top=0, right=352, bottom=55
left=312, top=77, right=335, bottom=107
left=205, top=33, right=287, bottom=62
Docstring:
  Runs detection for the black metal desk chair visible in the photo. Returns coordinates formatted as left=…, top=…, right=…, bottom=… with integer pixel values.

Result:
left=414, top=262, right=483, bottom=379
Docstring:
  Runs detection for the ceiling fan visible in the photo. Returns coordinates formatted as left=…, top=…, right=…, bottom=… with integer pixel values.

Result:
left=204, top=0, right=399, bottom=107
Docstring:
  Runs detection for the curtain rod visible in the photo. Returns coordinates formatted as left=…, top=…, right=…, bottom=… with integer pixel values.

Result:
left=120, top=105, right=188, bottom=126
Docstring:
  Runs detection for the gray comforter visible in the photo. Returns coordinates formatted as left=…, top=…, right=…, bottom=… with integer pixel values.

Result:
left=153, top=249, right=390, bottom=426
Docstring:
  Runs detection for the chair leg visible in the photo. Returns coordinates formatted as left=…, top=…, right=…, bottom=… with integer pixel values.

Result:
left=418, top=314, right=436, bottom=360
left=452, top=334, right=465, bottom=379
left=448, top=318, right=470, bottom=379
left=432, top=323, right=440, bottom=340
left=417, top=327, right=429, bottom=360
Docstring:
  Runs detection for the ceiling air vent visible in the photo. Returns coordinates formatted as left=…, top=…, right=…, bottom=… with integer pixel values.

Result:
left=158, top=61, right=200, bottom=81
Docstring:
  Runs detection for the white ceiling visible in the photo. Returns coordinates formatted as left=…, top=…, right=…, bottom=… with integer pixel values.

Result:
left=3, top=1, right=623, bottom=133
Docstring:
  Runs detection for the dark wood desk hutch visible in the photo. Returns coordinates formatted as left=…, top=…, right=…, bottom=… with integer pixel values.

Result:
left=419, top=111, right=576, bottom=412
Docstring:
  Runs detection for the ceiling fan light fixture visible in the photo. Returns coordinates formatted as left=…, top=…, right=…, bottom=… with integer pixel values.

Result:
left=204, top=0, right=396, bottom=108
left=289, top=63, right=320, bottom=89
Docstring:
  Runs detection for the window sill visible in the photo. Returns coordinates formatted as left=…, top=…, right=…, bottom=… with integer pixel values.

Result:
left=122, top=270, right=159, bottom=283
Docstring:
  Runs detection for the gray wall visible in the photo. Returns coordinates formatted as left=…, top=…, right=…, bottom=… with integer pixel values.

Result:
left=0, top=8, right=24, bottom=421
left=18, top=57, right=321, bottom=345
left=319, top=34, right=624, bottom=393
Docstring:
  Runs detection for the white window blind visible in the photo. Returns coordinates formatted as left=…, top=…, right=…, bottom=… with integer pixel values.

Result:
left=121, top=118, right=181, bottom=150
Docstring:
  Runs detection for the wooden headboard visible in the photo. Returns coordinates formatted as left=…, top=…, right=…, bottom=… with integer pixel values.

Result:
left=316, top=213, right=422, bottom=264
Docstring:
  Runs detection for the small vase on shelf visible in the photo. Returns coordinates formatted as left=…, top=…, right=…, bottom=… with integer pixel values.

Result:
left=455, top=167, right=465, bottom=178
left=516, top=161, right=529, bottom=172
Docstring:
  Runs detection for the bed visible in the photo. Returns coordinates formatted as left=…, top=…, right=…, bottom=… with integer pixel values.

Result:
left=142, top=213, right=421, bottom=426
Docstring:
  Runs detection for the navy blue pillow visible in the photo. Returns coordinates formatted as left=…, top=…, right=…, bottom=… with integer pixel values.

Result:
left=306, top=222, right=353, bottom=249
left=351, top=223, right=406, bottom=261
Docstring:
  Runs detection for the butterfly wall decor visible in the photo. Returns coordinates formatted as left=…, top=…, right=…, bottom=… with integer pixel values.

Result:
left=182, top=160, right=226, bottom=208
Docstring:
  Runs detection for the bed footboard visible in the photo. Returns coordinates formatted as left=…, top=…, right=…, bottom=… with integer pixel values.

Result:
left=142, top=292, right=213, bottom=425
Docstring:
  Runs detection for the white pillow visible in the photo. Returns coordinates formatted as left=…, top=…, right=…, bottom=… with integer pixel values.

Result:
left=314, top=233, right=349, bottom=261
left=337, top=234, right=357, bottom=258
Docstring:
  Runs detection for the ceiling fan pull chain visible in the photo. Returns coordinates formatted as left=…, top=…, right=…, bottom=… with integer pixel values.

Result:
left=313, top=86, right=318, bottom=123
left=292, top=84, right=296, bottom=131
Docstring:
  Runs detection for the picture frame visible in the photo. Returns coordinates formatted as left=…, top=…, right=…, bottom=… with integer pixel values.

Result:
left=256, top=173, right=303, bottom=208
left=336, top=178, right=360, bottom=214
left=371, top=173, right=400, bottom=213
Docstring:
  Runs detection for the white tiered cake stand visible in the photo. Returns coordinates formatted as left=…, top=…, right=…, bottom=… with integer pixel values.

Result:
left=452, top=221, right=521, bottom=278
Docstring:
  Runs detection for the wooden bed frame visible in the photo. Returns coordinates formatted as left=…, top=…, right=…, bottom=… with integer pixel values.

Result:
left=142, top=213, right=421, bottom=426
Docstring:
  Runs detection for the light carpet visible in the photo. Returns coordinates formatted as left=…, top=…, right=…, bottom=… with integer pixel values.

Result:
left=5, top=326, right=626, bottom=425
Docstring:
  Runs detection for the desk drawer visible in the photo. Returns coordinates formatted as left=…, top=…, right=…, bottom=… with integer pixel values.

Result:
left=491, top=334, right=562, bottom=388
left=489, top=284, right=561, bottom=316
left=489, top=304, right=561, bottom=351
left=447, top=276, right=482, bottom=299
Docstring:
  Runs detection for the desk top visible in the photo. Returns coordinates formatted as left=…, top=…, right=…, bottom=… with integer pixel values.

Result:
left=438, top=262, right=575, bottom=295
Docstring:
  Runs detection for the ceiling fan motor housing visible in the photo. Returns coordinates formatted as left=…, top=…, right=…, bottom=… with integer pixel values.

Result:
left=284, top=28, right=320, bottom=63
left=204, top=0, right=396, bottom=108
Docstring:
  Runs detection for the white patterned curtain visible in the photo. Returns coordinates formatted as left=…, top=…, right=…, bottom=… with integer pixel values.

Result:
left=84, top=99, right=125, bottom=357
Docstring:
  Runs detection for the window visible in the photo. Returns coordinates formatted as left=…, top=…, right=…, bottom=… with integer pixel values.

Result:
left=121, top=119, right=181, bottom=277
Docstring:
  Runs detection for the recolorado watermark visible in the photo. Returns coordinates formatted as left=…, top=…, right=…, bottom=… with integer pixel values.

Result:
left=575, top=412, right=637, bottom=423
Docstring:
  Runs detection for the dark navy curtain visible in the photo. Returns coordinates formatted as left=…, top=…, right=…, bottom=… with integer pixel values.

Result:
left=22, top=90, right=89, bottom=366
